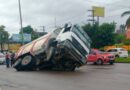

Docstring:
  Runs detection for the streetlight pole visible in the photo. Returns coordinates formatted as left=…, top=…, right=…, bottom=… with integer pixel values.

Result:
left=18, top=0, right=24, bottom=45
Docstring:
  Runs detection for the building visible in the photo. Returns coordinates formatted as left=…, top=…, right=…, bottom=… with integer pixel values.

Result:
left=126, top=25, right=130, bottom=39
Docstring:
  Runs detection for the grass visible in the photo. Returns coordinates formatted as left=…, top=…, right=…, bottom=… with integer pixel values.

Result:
left=115, top=57, right=130, bottom=63
left=128, top=51, right=130, bottom=55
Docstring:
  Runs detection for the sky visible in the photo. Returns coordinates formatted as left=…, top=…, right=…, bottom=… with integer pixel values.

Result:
left=0, top=0, right=130, bottom=35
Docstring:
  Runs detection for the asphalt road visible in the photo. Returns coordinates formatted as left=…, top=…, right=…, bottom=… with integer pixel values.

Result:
left=0, top=63, right=130, bottom=90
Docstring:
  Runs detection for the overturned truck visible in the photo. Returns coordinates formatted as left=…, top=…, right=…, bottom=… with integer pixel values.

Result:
left=13, top=24, right=91, bottom=71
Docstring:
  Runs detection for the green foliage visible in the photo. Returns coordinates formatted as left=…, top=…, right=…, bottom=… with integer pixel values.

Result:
left=20, top=25, right=33, bottom=34
left=115, top=58, right=130, bottom=63
left=121, top=10, right=130, bottom=27
left=0, top=25, right=5, bottom=31
left=121, top=11, right=130, bottom=17
left=128, top=50, right=130, bottom=55
left=119, top=24, right=125, bottom=33
left=0, top=25, right=9, bottom=43
left=114, top=43, right=124, bottom=47
left=123, top=38, right=130, bottom=45
left=31, top=31, right=39, bottom=40
left=82, top=23, right=116, bottom=48
left=115, top=34, right=125, bottom=44
left=20, top=25, right=39, bottom=40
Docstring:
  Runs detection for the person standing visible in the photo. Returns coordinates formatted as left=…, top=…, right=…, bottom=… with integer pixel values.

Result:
left=5, top=52, right=10, bottom=68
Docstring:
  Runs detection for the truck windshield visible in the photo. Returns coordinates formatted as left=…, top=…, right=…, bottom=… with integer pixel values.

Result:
left=72, top=25, right=91, bottom=48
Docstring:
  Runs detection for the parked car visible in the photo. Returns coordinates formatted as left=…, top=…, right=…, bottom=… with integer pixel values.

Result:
left=107, top=48, right=128, bottom=58
left=13, top=24, right=91, bottom=71
left=87, top=49, right=115, bottom=65
left=0, top=52, right=5, bottom=64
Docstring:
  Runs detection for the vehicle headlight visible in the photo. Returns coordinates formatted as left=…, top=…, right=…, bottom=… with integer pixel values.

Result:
left=101, top=56, right=106, bottom=59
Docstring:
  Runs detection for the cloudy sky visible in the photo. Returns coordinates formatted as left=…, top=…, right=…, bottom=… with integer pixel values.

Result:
left=0, top=0, right=130, bottom=35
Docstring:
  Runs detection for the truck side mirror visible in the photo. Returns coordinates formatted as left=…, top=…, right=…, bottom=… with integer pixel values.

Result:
left=63, top=23, right=72, bottom=33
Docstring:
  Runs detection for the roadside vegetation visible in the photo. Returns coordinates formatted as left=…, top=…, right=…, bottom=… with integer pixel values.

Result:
left=115, top=58, right=130, bottom=63
left=82, top=23, right=116, bottom=48
left=81, top=8, right=130, bottom=50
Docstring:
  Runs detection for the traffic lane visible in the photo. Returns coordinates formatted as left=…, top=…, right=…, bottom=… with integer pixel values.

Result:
left=0, top=64, right=130, bottom=90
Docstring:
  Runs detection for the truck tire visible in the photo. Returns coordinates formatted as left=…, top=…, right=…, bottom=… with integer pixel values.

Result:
left=13, top=58, right=22, bottom=71
left=20, top=55, right=36, bottom=70
left=46, top=38, right=56, bottom=62
left=69, top=66, right=76, bottom=71
left=96, top=59, right=103, bottom=65
left=63, top=61, right=76, bottom=71
left=65, top=65, right=76, bottom=71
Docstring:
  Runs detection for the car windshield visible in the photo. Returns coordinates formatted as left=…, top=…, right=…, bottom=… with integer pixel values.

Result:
left=120, top=48, right=126, bottom=51
left=97, top=50, right=107, bottom=54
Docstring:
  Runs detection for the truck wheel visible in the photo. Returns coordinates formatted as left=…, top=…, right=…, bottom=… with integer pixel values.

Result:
left=96, top=59, right=103, bottom=65
left=69, top=66, right=76, bottom=71
left=20, top=55, right=36, bottom=70
left=63, top=61, right=76, bottom=71
left=13, top=58, right=22, bottom=71
left=65, top=65, right=76, bottom=71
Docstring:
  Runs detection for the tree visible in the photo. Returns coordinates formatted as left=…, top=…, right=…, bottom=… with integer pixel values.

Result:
left=0, top=25, right=5, bottom=31
left=20, top=25, right=39, bottom=40
left=120, top=24, right=125, bottom=33
left=0, top=25, right=9, bottom=42
left=115, top=34, right=125, bottom=44
left=123, top=38, right=130, bottom=45
left=0, top=25, right=9, bottom=50
left=82, top=23, right=116, bottom=48
left=121, top=10, right=130, bottom=27
left=20, top=25, right=33, bottom=34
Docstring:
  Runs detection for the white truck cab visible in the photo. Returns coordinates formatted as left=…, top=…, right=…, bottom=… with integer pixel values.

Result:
left=55, top=24, right=91, bottom=64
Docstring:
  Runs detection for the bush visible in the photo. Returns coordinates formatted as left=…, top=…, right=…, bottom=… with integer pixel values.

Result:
left=115, top=58, right=130, bottom=63
left=82, top=23, right=115, bottom=48
left=124, top=39, right=130, bottom=45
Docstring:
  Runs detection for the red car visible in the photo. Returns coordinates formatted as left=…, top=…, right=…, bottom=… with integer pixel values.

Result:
left=87, top=49, right=115, bottom=65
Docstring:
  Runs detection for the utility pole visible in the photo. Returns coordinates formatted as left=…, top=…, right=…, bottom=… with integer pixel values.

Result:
left=18, top=0, right=24, bottom=45
left=54, top=17, right=57, bottom=28
left=97, top=16, right=99, bottom=25
left=88, top=9, right=95, bottom=25
left=40, top=26, right=45, bottom=32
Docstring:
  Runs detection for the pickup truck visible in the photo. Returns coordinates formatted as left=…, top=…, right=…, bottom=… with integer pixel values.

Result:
left=13, top=24, right=91, bottom=71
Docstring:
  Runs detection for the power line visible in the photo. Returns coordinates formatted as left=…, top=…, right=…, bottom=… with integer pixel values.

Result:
left=36, top=1, right=130, bottom=30
left=44, top=14, right=87, bottom=28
